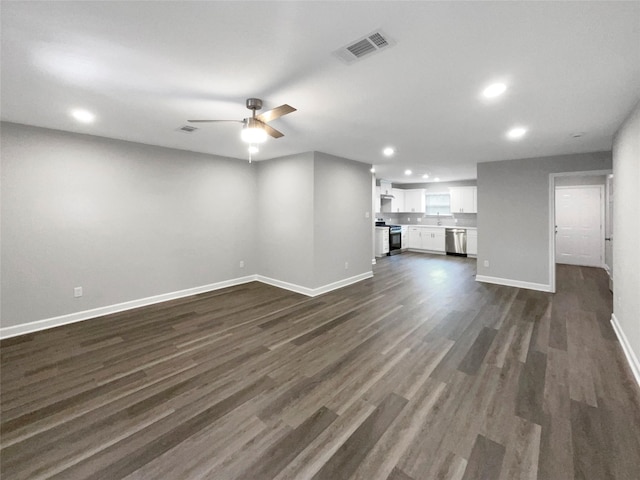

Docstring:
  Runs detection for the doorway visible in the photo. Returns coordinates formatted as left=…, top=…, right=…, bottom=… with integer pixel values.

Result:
left=548, top=170, right=612, bottom=293
left=555, top=186, right=604, bottom=267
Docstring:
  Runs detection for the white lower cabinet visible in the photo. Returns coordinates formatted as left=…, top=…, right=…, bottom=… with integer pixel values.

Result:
left=467, top=229, right=478, bottom=256
left=407, top=226, right=445, bottom=253
left=423, top=228, right=445, bottom=252
left=408, top=227, right=424, bottom=249
left=401, top=226, right=408, bottom=249
left=375, top=228, right=389, bottom=257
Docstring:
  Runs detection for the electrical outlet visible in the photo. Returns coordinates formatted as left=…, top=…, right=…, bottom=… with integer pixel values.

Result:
left=345, top=261, right=349, bottom=270
left=417, top=218, right=422, bottom=222
left=239, top=260, right=245, bottom=268
left=74, top=287, right=83, bottom=298
left=483, top=260, right=489, bottom=267
left=365, top=211, right=370, bottom=218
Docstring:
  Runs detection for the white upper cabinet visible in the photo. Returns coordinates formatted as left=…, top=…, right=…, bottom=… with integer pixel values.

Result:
left=403, top=189, right=426, bottom=213
left=379, top=180, right=393, bottom=196
left=449, top=186, right=477, bottom=213
left=391, top=188, right=405, bottom=212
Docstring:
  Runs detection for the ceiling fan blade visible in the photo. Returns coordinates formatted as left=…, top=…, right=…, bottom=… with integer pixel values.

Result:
left=256, top=104, right=296, bottom=123
left=262, top=123, right=284, bottom=139
left=187, top=119, right=243, bottom=123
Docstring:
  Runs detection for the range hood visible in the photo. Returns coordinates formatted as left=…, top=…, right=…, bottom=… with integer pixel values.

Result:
left=380, top=193, right=395, bottom=199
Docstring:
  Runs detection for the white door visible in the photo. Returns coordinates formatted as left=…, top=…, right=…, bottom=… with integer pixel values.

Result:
left=555, top=186, right=603, bottom=267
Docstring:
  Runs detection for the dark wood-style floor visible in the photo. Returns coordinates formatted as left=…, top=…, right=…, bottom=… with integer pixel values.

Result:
left=1, top=253, right=639, bottom=480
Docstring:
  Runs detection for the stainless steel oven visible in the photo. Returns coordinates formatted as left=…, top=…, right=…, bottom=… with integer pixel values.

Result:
left=388, top=225, right=402, bottom=255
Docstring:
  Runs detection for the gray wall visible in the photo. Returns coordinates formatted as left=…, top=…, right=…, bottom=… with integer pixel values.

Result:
left=1, top=123, right=374, bottom=330
left=398, top=179, right=476, bottom=193
left=256, top=152, right=315, bottom=286
left=612, top=101, right=640, bottom=369
left=477, top=151, right=612, bottom=287
left=554, top=174, right=607, bottom=186
left=313, top=152, right=372, bottom=287
left=256, top=151, right=373, bottom=289
left=1, top=122, right=258, bottom=327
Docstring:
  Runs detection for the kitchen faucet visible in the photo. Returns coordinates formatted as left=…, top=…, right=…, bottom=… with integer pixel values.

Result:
left=437, top=213, right=442, bottom=226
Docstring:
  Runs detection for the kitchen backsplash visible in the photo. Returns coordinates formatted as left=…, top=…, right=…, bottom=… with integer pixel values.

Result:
left=377, top=212, right=477, bottom=227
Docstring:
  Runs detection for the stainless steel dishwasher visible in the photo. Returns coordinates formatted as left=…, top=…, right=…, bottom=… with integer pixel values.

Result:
left=445, top=228, right=467, bottom=256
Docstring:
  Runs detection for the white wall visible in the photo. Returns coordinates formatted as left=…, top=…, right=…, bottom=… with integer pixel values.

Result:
left=477, top=151, right=612, bottom=289
left=612, top=101, right=640, bottom=380
left=1, top=122, right=258, bottom=328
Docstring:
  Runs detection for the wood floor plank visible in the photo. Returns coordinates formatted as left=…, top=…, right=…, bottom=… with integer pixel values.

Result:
left=570, top=399, right=612, bottom=480
left=272, top=398, right=375, bottom=480
left=2, top=256, right=638, bottom=480
left=235, top=406, right=338, bottom=480
left=350, top=379, right=447, bottom=480
left=310, top=392, right=408, bottom=480
left=515, top=350, right=547, bottom=426
left=457, top=327, right=498, bottom=375
left=49, top=376, right=275, bottom=480
left=461, top=434, right=506, bottom=480
left=386, top=466, right=416, bottom=480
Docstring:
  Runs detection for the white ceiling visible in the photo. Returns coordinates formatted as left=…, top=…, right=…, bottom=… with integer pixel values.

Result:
left=2, top=1, right=639, bottom=183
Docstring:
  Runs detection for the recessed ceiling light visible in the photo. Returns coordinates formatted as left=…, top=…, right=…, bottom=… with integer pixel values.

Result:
left=483, top=83, right=507, bottom=98
left=422, top=174, right=429, bottom=179
left=434, top=177, right=440, bottom=182
left=507, top=127, right=527, bottom=140
left=383, top=147, right=395, bottom=157
left=71, top=109, right=95, bottom=123
left=248, top=145, right=259, bottom=154
left=404, top=169, right=412, bottom=176
left=370, top=167, right=376, bottom=173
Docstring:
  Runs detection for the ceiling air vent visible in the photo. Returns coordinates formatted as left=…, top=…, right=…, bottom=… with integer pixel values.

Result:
left=333, top=29, right=396, bottom=65
left=177, top=125, right=198, bottom=133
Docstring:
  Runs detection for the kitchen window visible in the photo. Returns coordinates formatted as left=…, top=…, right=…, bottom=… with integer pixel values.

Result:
left=425, top=193, right=451, bottom=215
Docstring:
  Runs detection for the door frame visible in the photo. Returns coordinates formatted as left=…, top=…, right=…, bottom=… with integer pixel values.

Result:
left=548, top=169, right=612, bottom=293
left=554, top=184, right=605, bottom=268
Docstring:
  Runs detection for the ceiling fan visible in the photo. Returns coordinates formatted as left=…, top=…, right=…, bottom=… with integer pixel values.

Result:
left=188, top=98, right=296, bottom=144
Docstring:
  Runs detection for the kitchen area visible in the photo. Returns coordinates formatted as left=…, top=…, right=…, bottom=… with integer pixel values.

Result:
left=374, top=179, right=478, bottom=259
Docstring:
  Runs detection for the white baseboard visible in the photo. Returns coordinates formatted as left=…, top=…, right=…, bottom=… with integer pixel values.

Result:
left=0, top=272, right=374, bottom=339
left=407, top=249, right=446, bottom=255
left=610, top=313, right=640, bottom=388
left=475, top=275, right=552, bottom=292
left=257, top=271, right=373, bottom=297
left=0, top=275, right=259, bottom=340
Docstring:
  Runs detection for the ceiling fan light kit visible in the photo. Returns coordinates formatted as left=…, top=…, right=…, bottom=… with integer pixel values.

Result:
left=188, top=97, right=296, bottom=148
left=241, top=118, right=268, bottom=143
